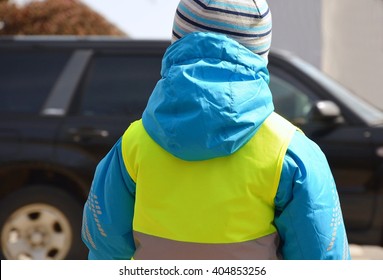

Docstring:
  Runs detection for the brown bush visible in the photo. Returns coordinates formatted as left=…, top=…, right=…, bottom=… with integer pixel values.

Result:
left=0, top=0, right=127, bottom=36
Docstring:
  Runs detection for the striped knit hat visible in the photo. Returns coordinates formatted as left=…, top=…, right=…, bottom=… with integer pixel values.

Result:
left=172, top=0, right=272, bottom=60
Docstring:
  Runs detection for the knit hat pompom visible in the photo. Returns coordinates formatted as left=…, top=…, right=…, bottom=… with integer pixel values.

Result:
left=172, top=0, right=272, bottom=61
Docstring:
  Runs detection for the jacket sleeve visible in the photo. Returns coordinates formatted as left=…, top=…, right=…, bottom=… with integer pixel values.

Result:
left=274, top=131, right=351, bottom=260
left=81, top=138, right=136, bottom=259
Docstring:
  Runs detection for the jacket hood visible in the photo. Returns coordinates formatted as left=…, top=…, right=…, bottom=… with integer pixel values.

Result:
left=142, top=32, right=274, bottom=161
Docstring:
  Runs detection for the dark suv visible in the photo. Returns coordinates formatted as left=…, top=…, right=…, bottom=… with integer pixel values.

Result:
left=1, top=36, right=383, bottom=260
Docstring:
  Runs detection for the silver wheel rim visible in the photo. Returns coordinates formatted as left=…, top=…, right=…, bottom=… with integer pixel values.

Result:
left=1, top=203, right=72, bottom=260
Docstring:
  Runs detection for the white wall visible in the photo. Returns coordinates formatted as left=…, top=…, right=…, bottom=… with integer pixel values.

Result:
left=268, top=0, right=322, bottom=67
left=322, top=0, right=383, bottom=110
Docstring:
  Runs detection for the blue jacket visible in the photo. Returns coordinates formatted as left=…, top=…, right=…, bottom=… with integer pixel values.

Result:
left=81, top=32, right=350, bottom=260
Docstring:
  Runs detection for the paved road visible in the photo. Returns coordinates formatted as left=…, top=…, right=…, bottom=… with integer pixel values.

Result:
left=350, top=244, right=383, bottom=260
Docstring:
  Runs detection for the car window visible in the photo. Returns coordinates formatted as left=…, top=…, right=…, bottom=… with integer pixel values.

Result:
left=269, top=72, right=315, bottom=125
left=0, top=50, right=71, bottom=114
left=76, top=54, right=162, bottom=116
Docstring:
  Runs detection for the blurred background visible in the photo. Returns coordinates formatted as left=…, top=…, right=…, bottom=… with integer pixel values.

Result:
left=2, top=0, right=382, bottom=111
left=0, top=0, right=382, bottom=260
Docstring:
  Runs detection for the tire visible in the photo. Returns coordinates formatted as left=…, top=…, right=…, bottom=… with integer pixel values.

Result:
left=0, top=185, right=88, bottom=260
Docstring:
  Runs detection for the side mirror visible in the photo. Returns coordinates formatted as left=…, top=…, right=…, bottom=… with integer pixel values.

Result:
left=310, top=100, right=344, bottom=123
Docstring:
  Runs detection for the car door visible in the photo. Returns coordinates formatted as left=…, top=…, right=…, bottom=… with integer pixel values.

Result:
left=57, top=49, right=163, bottom=177
left=268, top=63, right=377, bottom=232
left=0, top=48, right=72, bottom=166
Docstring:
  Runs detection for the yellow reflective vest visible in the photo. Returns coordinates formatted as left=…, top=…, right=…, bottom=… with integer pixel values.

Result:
left=121, top=112, right=296, bottom=259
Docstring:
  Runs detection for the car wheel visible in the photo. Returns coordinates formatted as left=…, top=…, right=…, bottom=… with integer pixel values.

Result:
left=0, top=185, right=87, bottom=260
